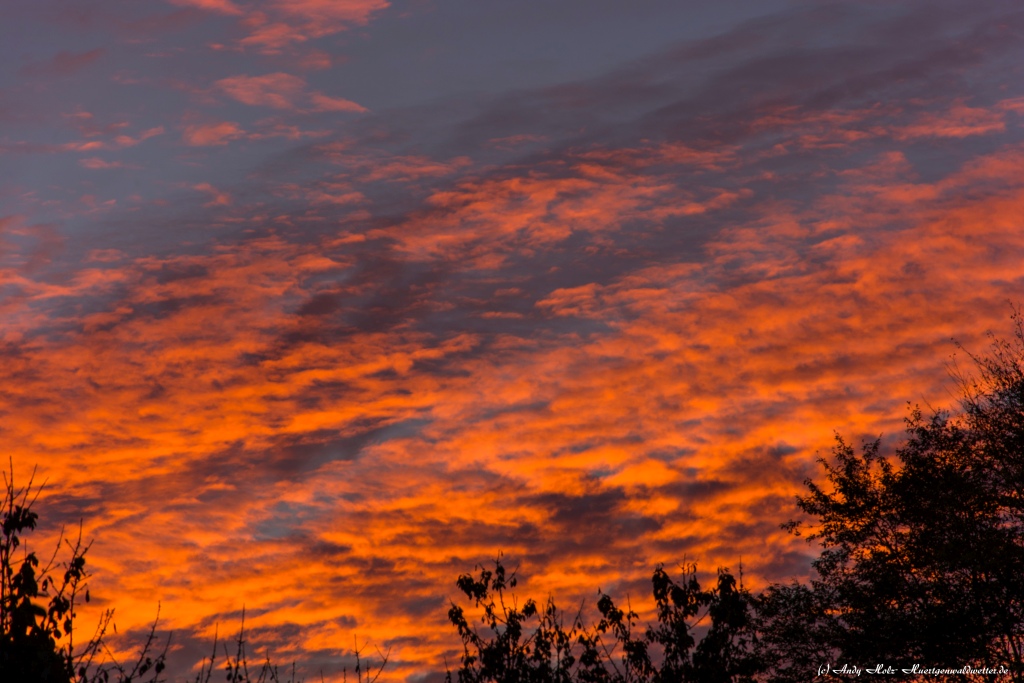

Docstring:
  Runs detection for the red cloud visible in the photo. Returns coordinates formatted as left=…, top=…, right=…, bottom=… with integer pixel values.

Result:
left=79, top=158, right=126, bottom=170
left=113, top=127, right=166, bottom=147
left=181, top=0, right=390, bottom=52
left=216, top=73, right=367, bottom=113
left=239, top=16, right=309, bottom=51
left=217, top=73, right=306, bottom=109
left=167, top=0, right=243, bottom=14
left=194, top=182, right=232, bottom=206
left=308, top=92, right=367, bottom=113
left=182, top=121, right=245, bottom=146
left=59, top=126, right=165, bottom=153
left=274, top=0, right=389, bottom=25
left=895, top=103, right=1006, bottom=140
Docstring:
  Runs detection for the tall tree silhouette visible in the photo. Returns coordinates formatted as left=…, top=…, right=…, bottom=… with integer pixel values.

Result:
left=771, top=317, right=1024, bottom=679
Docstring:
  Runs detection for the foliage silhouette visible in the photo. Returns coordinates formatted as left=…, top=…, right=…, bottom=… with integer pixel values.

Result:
left=770, top=314, right=1024, bottom=681
left=0, top=464, right=386, bottom=683
left=748, top=582, right=835, bottom=683
left=446, top=557, right=758, bottom=683
left=1, top=463, right=169, bottom=683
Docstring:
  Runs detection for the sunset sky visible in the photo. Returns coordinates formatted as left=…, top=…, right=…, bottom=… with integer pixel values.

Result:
left=5, top=0, right=1024, bottom=680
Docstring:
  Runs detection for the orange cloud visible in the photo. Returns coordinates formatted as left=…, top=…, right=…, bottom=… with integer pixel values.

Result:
left=895, top=102, right=1006, bottom=140
left=274, top=0, right=388, bottom=25
left=217, top=73, right=307, bottom=109
left=113, top=127, right=166, bottom=147
left=216, top=74, right=367, bottom=113
left=59, top=126, right=165, bottom=153
left=182, top=0, right=391, bottom=52
left=79, top=158, right=128, bottom=169
left=193, top=182, right=232, bottom=206
left=182, top=121, right=245, bottom=146
left=308, top=92, right=368, bottom=113
left=168, top=0, right=244, bottom=14
left=297, top=50, right=337, bottom=71
left=12, top=67, right=1024, bottom=683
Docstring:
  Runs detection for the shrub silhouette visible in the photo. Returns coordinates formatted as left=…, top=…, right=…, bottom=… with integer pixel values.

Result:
left=0, top=464, right=169, bottom=683
left=1, top=465, right=99, bottom=682
left=446, top=558, right=758, bottom=683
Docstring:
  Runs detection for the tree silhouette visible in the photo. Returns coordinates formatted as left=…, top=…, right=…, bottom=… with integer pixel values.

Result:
left=446, top=558, right=600, bottom=683
left=750, top=582, right=835, bottom=683
left=770, top=316, right=1024, bottom=680
left=446, top=558, right=758, bottom=683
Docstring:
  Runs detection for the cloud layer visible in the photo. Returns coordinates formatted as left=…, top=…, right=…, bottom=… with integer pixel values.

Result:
left=5, top=1, right=1024, bottom=680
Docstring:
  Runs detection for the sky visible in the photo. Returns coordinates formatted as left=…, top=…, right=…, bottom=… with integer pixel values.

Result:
left=4, top=0, right=1024, bottom=680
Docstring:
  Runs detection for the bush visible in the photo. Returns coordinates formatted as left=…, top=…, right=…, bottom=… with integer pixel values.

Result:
left=446, top=557, right=758, bottom=683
